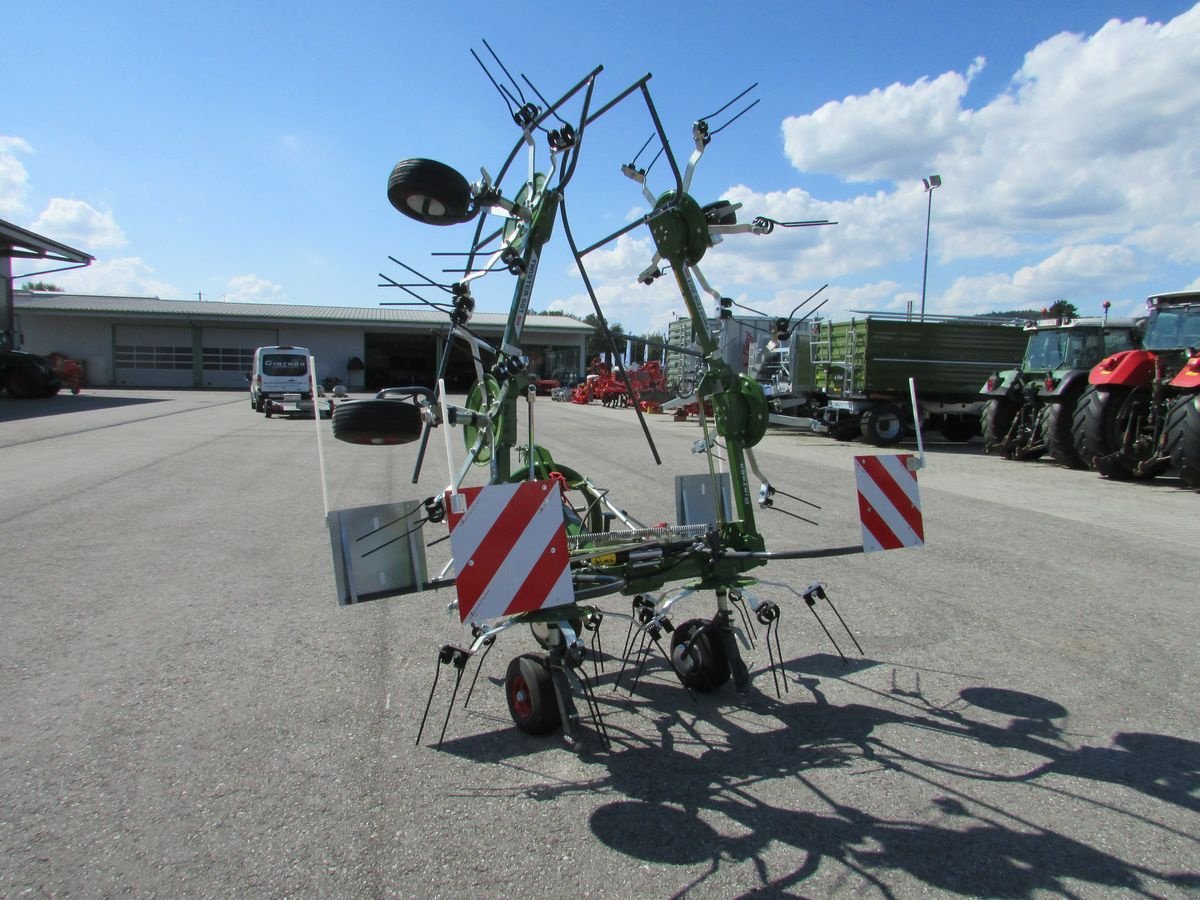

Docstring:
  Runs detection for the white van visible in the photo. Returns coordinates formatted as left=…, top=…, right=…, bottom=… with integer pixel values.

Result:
left=249, top=346, right=313, bottom=412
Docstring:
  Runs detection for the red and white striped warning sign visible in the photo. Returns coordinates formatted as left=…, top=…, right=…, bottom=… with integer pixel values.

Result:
left=444, top=480, right=573, bottom=624
left=854, top=454, right=925, bottom=552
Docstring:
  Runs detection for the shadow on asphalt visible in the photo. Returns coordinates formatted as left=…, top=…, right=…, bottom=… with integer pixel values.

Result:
left=0, top=393, right=167, bottom=423
left=430, top=649, right=1200, bottom=896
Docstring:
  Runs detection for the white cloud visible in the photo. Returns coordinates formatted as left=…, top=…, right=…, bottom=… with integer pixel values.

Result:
left=782, top=59, right=984, bottom=183
left=939, top=244, right=1140, bottom=315
left=584, top=6, right=1200, bottom=333
left=47, top=257, right=178, bottom=298
left=0, top=136, right=33, bottom=218
left=31, top=198, right=127, bottom=250
left=224, top=273, right=287, bottom=304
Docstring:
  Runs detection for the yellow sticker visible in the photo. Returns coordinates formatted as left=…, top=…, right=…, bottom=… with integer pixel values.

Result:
left=594, top=553, right=617, bottom=566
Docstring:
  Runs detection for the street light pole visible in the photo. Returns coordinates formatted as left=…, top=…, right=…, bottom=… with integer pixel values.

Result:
left=920, top=174, right=941, bottom=322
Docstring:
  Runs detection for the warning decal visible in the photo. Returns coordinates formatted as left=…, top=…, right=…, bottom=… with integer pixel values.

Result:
left=445, top=480, right=573, bottom=624
left=854, top=454, right=925, bottom=552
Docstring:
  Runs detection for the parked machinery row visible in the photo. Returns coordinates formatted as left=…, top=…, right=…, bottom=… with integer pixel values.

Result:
left=751, top=292, right=1200, bottom=491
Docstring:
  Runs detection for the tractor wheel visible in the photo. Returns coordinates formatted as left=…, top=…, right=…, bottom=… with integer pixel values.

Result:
left=1083, top=385, right=1167, bottom=480
left=939, top=415, right=976, bottom=443
left=504, top=654, right=561, bottom=735
left=386, top=158, right=475, bottom=226
left=1072, top=385, right=1098, bottom=469
left=5, top=369, right=34, bottom=399
left=669, top=619, right=731, bottom=693
left=860, top=402, right=903, bottom=447
left=1164, top=395, right=1200, bottom=490
left=981, top=398, right=1017, bottom=453
left=1043, top=391, right=1086, bottom=468
left=332, top=399, right=423, bottom=445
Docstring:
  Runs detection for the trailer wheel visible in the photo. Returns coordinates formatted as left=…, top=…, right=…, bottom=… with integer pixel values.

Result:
left=1043, top=390, right=1085, bottom=468
left=1164, top=395, right=1200, bottom=490
left=332, top=399, right=423, bottom=445
left=670, top=619, right=731, bottom=692
left=860, top=403, right=903, bottom=447
left=386, top=158, right=475, bottom=226
left=939, top=415, right=976, bottom=442
left=505, top=654, right=561, bottom=735
left=981, top=398, right=1017, bottom=453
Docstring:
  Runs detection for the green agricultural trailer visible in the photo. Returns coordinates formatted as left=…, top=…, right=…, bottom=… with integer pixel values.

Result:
left=799, top=313, right=1028, bottom=446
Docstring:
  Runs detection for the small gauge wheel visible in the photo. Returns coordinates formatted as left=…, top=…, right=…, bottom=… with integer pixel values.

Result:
left=669, top=619, right=731, bottom=692
left=387, top=158, right=476, bottom=226
left=505, top=654, right=561, bottom=734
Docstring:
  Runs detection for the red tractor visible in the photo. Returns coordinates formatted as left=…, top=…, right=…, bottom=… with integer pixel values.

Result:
left=1076, top=291, right=1200, bottom=488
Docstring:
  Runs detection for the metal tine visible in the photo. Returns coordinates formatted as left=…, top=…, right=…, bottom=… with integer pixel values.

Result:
left=415, top=652, right=446, bottom=746
left=575, top=667, right=610, bottom=750
left=360, top=515, right=429, bottom=558
left=769, top=485, right=822, bottom=511
left=481, top=39, right=529, bottom=109
left=462, top=636, right=496, bottom=708
left=772, top=618, right=788, bottom=693
left=765, top=506, right=820, bottom=528
left=764, top=619, right=782, bottom=698
left=708, top=98, right=760, bottom=138
left=698, top=82, right=758, bottom=124
left=617, top=627, right=649, bottom=692
left=388, top=256, right=455, bottom=292
left=806, top=602, right=846, bottom=663
left=437, top=664, right=467, bottom=750
left=731, top=592, right=756, bottom=644
left=377, top=274, right=455, bottom=312
left=521, top=73, right=570, bottom=130
left=470, top=47, right=520, bottom=120
left=822, top=592, right=865, bottom=656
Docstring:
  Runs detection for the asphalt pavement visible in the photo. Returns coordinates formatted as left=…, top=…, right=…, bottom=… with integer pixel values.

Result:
left=1, top=389, right=1197, bottom=897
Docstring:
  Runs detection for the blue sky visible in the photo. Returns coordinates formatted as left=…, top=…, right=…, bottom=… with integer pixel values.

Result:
left=4, top=1, right=1198, bottom=336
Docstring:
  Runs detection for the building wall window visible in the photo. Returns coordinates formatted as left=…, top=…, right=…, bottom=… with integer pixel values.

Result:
left=115, top=345, right=193, bottom=370
left=202, top=346, right=256, bottom=372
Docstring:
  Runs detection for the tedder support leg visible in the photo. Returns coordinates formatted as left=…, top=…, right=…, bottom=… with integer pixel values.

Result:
left=715, top=589, right=751, bottom=691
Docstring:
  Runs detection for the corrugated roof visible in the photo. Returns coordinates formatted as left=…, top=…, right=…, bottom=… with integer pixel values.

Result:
left=13, top=291, right=593, bottom=333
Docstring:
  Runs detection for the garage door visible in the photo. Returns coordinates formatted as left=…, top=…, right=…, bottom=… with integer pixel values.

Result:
left=114, top=324, right=195, bottom=388
left=200, top=327, right=278, bottom=388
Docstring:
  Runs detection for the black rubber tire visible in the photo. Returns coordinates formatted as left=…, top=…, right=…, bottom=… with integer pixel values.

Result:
left=860, top=402, right=904, bottom=447
left=939, top=415, right=976, bottom=443
left=669, top=619, right=731, bottom=693
left=1082, top=385, right=1168, bottom=479
left=981, top=398, right=1017, bottom=452
left=5, top=369, right=35, bottom=399
left=832, top=421, right=859, bottom=442
left=1072, top=384, right=1098, bottom=469
left=386, top=158, right=474, bottom=226
left=1164, top=395, right=1200, bottom=490
left=1043, top=390, right=1086, bottom=468
left=332, top=399, right=423, bottom=445
left=505, top=654, right=561, bottom=735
